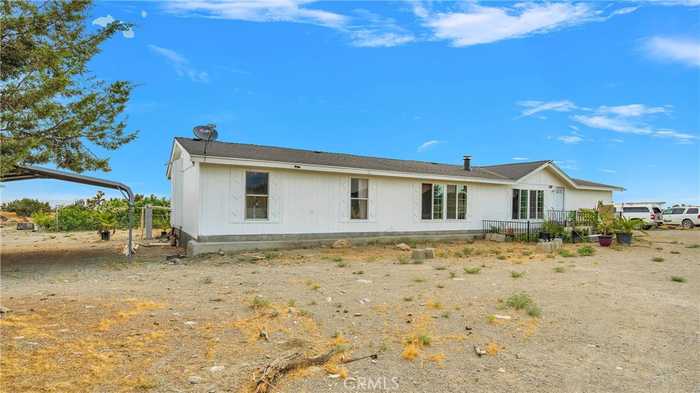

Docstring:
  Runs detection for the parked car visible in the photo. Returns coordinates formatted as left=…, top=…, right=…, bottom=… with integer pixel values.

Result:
left=662, top=205, right=699, bottom=229
left=613, top=203, right=664, bottom=229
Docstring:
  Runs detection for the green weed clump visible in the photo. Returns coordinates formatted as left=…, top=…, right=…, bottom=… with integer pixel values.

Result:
left=576, top=246, right=595, bottom=256
left=464, top=267, right=481, bottom=275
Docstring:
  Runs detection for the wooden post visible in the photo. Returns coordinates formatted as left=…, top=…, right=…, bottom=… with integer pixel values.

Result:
left=144, top=205, right=153, bottom=240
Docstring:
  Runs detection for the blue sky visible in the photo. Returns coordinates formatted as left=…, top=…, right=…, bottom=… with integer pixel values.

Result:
left=3, top=1, right=699, bottom=206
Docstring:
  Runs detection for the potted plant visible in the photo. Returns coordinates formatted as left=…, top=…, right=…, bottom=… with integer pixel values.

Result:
left=96, top=209, right=117, bottom=241
left=539, top=220, right=563, bottom=241
left=596, top=216, right=615, bottom=247
left=571, top=226, right=587, bottom=243
left=614, top=217, right=640, bottom=245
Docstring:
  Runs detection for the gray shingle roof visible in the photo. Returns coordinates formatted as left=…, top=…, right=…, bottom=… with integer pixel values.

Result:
left=174, top=137, right=622, bottom=189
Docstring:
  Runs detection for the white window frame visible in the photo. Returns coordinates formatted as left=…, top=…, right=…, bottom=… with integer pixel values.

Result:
left=350, top=178, right=369, bottom=220
left=245, top=171, right=269, bottom=221
left=422, top=183, right=467, bottom=221
left=512, top=188, right=544, bottom=220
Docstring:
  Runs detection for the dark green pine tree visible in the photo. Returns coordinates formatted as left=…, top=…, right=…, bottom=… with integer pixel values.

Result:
left=1, top=0, right=137, bottom=175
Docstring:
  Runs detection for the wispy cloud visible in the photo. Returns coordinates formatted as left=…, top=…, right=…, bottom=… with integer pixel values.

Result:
left=557, top=135, right=584, bottom=144
left=572, top=114, right=652, bottom=135
left=415, top=2, right=634, bottom=47
left=597, top=104, right=670, bottom=117
left=517, top=100, right=577, bottom=117
left=417, top=140, right=443, bottom=152
left=92, top=14, right=135, bottom=38
left=600, top=169, right=617, bottom=174
left=518, top=99, right=696, bottom=144
left=643, top=36, right=700, bottom=67
left=164, top=0, right=346, bottom=28
left=148, top=45, right=209, bottom=83
left=652, top=129, right=698, bottom=143
left=554, top=159, right=578, bottom=170
left=164, top=2, right=414, bottom=48
left=512, top=157, right=529, bottom=161
left=141, top=10, right=148, bottom=18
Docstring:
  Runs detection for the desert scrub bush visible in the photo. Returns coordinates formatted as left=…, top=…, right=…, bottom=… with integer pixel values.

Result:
left=464, top=267, right=481, bottom=274
left=559, top=249, right=575, bottom=258
left=576, top=245, right=595, bottom=256
left=511, top=271, right=525, bottom=278
left=332, top=256, right=343, bottom=262
left=496, top=255, right=507, bottom=260
left=397, top=255, right=410, bottom=264
left=250, top=296, right=271, bottom=309
left=449, top=271, right=457, bottom=278
left=671, top=276, right=687, bottom=283
left=412, top=277, right=426, bottom=283
left=403, top=296, right=414, bottom=302
left=434, top=266, right=447, bottom=270
left=553, top=266, right=566, bottom=273
left=686, top=244, right=700, bottom=249
left=462, top=247, right=474, bottom=256
left=670, top=251, right=680, bottom=255
left=652, top=257, right=665, bottom=262
left=505, top=292, right=541, bottom=318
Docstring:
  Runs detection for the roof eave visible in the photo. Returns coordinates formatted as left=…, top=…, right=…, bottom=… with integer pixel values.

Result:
left=188, top=154, right=516, bottom=185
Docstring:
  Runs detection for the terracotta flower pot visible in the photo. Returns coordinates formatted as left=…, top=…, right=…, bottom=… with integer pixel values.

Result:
left=598, top=235, right=613, bottom=247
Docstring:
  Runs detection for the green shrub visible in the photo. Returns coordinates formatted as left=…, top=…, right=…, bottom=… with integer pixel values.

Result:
left=463, top=267, right=481, bottom=274
left=558, top=249, right=575, bottom=258
left=2, top=198, right=51, bottom=217
left=511, top=271, right=525, bottom=278
left=505, top=292, right=533, bottom=310
left=670, top=276, right=687, bottom=283
left=577, top=245, right=595, bottom=256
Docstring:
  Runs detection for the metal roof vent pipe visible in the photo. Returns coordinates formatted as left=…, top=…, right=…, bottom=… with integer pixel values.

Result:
left=463, top=155, right=472, bottom=171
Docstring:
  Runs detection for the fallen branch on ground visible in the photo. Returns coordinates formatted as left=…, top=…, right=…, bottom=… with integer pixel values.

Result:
left=254, top=347, right=342, bottom=393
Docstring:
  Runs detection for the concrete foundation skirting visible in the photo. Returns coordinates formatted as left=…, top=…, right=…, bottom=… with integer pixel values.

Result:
left=187, top=230, right=483, bottom=256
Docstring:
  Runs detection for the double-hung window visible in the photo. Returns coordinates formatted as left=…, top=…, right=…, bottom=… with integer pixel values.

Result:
left=350, top=178, right=369, bottom=220
left=245, top=171, right=269, bottom=220
left=512, top=189, right=544, bottom=220
left=422, top=183, right=467, bottom=220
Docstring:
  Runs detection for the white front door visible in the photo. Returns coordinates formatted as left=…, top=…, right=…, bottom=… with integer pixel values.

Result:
left=552, top=187, right=565, bottom=211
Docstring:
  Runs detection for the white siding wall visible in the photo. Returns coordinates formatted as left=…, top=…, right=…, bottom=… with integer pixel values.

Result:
left=187, top=163, right=615, bottom=238
left=509, top=167, right=612, bottom=218
left=196, top=163, right=512, bottom=237
left=566, top=189, right=613, bottom=210
left=169, top=148, right=199, bottom=237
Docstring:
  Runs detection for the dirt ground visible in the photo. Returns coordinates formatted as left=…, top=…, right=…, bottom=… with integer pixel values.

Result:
left=1, top=227, right=699, bottom=393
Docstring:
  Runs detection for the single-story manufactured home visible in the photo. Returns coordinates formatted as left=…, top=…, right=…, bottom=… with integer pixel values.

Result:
left=167, top=137, right=624, bottom=255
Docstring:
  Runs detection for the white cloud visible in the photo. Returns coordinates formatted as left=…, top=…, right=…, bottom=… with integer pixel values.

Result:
left=652, top=129, right=698, bottom=143
left=644, top=36, right=700, bottom=67
left=141, top=10, right=148, bottom=18
left=597, top=104, right=669, bottom=117
left=512, top=157, right=529, bottom=161
left=92, top=15, right=115, bottom=27
left=417, top=140, right=442, bottom=152
left=610, top=138, right=625, bottom=143
left=554, top=159, right=577, bottom=170
left=600, top=169, right=617, bottom=173
left=347, top=9, right=414, bottom=47
left=165, top=0, right=347, bottom=28
left=557, top=135, right=584, bottom=144
left=517, top=100, right=577, bottom=117
left=148, top=45, right=209, bottom=83
left=92, top=14, right=135, bottom=38
left=416, top=2, right=631, bottom=47
left=572, top=114, right=652, bottom=135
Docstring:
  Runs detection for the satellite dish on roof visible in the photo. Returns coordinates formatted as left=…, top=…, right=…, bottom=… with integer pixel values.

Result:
left=193, top=124, right=218, bottom=141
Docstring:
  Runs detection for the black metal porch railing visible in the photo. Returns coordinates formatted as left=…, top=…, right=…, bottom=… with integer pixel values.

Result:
left=546, top=210, right=597, bottom=227
left=482, top=220, right=545, bottom=242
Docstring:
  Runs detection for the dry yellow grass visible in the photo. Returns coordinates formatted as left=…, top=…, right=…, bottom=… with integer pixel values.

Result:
left=0, top=299, right=169, bottom=392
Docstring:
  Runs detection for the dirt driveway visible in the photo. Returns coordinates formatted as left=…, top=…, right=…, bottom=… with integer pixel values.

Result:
left=1, top=228, right=698, bottom=393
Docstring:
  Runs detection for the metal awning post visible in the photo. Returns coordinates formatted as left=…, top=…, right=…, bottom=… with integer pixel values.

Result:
left=2, top=165, right=136, bottom=261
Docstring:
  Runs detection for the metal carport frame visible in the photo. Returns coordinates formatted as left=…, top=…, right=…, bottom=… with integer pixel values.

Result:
left=1, top=165, right=135, bottom=261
